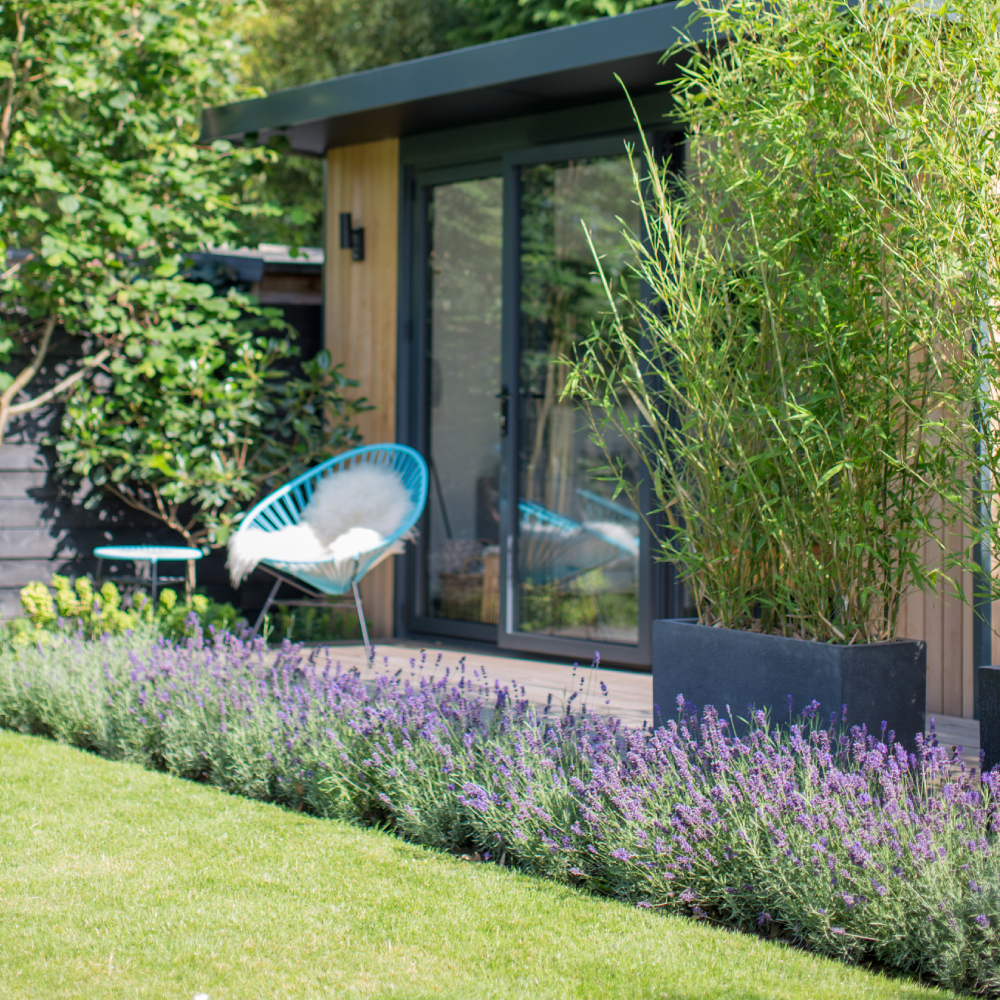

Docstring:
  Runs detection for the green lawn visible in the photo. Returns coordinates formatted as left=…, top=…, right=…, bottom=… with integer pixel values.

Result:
left=0, top=731, right=956, bottom=1000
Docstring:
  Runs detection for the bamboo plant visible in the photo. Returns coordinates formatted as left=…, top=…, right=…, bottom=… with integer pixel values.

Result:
left=567, top=0, right=1000, bottom=643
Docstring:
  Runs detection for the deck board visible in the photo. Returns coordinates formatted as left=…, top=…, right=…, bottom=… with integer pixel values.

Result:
left=316, top=639, right=654, bottom=729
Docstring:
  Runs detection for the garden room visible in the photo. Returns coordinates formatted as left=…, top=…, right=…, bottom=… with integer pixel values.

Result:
left=202, top=2, right=698, bottom=668
left=201, top=0, right=985, bottom=718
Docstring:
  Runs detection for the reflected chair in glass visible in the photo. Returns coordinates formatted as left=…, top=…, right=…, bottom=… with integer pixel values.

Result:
left=517, top=499, right=637, bottom=587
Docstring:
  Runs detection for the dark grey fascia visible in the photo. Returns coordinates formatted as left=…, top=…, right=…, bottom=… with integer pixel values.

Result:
left=199, top=3, right=695, bottom=154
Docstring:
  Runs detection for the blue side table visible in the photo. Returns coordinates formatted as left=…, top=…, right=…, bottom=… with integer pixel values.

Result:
left=93, top=546, right=203, bottom=602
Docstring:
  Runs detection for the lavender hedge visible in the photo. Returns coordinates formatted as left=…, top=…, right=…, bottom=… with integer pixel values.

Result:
left=2, top=625, right=999, bottom=993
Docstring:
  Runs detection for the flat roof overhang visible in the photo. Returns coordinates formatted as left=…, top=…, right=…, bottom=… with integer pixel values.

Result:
left=200, top=3, right=695, bottom=155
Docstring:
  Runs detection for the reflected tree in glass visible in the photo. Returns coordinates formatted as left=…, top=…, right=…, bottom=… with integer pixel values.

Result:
left=426, top=176, right=504, bottom=623
left=517, top=155, right=643, bottom=644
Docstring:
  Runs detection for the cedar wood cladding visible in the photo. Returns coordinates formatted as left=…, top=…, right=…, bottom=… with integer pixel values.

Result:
left=324, top=138, right=400, bottom=638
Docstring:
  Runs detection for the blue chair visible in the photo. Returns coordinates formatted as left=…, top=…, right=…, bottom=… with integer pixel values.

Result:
left=235, top=444, right=428, bottom=657
left=576, top=488, right=640, bottom=528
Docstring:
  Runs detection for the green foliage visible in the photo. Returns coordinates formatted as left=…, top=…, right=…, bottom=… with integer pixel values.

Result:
left=516, top=0, right=665, bottom=28
left=568, top=0, right=1000, bottom=643
left=237, top=0, right=476, bottom=249
left=0, top=0, right=277, bottom=443
left=54, top=288, right=367, bottom=549
left=0, top=1, right=366, bottom=557
left=237, top=149, right=326, bottom=252
left=240, top=0, right=670, bottom=92
left=519, top=579, right=638, bottom=633
left=3, top=575, right=241, bottom=647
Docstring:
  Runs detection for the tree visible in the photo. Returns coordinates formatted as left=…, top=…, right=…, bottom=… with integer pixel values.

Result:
left=239, top=0, right=667, bottom=92
left=0, top=1, right=369, bottom=591
left=0, top=0, right=272, bottom=445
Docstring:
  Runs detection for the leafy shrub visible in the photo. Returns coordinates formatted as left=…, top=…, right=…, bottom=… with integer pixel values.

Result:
left=57, top=325, right=368, bottom=560
left=0, top=0, right=274, bottom=447
left=2, top=576, right=241, bottom=646
left=1, top=630, right=998, bottom=993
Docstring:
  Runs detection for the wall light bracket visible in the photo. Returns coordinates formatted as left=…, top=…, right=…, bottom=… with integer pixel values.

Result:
left=339, top=212, right=365, bottom=262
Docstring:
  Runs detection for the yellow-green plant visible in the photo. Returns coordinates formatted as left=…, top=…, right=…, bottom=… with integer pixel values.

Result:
left=5, top=576, right=242, bottom=646
left=568, top=0, right=1000, bottom=643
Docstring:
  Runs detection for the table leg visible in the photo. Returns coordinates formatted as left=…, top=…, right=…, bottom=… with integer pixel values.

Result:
left=151, top=559, right=158, bottom=604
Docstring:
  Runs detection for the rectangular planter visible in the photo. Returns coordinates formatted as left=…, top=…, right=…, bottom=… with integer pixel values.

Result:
left=652, top=619, right=926, bottom=747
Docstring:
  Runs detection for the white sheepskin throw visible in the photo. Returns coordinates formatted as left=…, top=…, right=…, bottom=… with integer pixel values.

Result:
left=227, top=463, right=413, bottom=586
left=305, top=464, right=412, bottom=544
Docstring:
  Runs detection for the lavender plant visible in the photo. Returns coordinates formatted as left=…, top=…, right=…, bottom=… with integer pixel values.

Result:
left=1, top=630, right=998, bottom=993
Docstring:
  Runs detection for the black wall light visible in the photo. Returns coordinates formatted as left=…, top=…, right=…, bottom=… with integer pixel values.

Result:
left=339, top=212, right=365, bottom=262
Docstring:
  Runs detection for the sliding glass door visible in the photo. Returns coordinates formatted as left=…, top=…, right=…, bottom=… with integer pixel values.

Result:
left=511, top=151, right=642, bottom=647
left=419, top=173, right=504, bottom=637
left=406, top=136, right=680, bottom=663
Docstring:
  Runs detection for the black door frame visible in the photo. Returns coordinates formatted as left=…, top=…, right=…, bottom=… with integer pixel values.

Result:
left=395, top=108, right=685, bottom=665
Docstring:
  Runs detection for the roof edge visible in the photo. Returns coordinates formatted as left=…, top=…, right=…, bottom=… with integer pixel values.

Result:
left=200, top=3, right=694, bottom=145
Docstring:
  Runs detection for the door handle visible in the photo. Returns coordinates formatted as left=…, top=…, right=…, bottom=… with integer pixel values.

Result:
left=496, top=386, right=511, bottom=436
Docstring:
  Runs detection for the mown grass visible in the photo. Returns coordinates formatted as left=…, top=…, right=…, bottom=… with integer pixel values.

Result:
left=0, top=730, right=957, bottom=1000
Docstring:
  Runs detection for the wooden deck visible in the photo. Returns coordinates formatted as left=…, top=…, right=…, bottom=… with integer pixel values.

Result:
left=310, top=640, right=982, bottom=765
left=331, top=639, right=654, bottom=729
left=932, top=713, right=981, bottom=770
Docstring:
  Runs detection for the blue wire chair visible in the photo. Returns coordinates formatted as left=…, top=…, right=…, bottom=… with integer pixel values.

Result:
left=576, top=488, right=640, bottom=529
left=235, top=444, right=428, bottom=658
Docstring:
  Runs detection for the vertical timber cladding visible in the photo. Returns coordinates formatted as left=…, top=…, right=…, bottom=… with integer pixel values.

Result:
left=324, top=138, right=400, bottom=638
left=897, top=524, right=975, bottom=720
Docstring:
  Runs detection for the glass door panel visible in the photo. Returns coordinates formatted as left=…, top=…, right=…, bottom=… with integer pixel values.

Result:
left=424, top=176, right=504, bottom=625
left=515, top=155, right=643, bottom=645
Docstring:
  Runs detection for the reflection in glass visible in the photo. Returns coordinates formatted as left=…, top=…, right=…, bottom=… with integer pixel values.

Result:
left=517, top=155, right=642, bottom=644
left=426, top=177, right=503, bottom=623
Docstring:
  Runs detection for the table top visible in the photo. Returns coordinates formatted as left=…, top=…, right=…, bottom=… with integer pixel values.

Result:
left=93, top=546, right=203, bottom=561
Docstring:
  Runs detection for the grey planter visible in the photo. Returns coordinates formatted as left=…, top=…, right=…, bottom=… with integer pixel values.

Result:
left=652, top=619, right=926, bottom=747
left=979, top=665, right=1000, bottom=772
